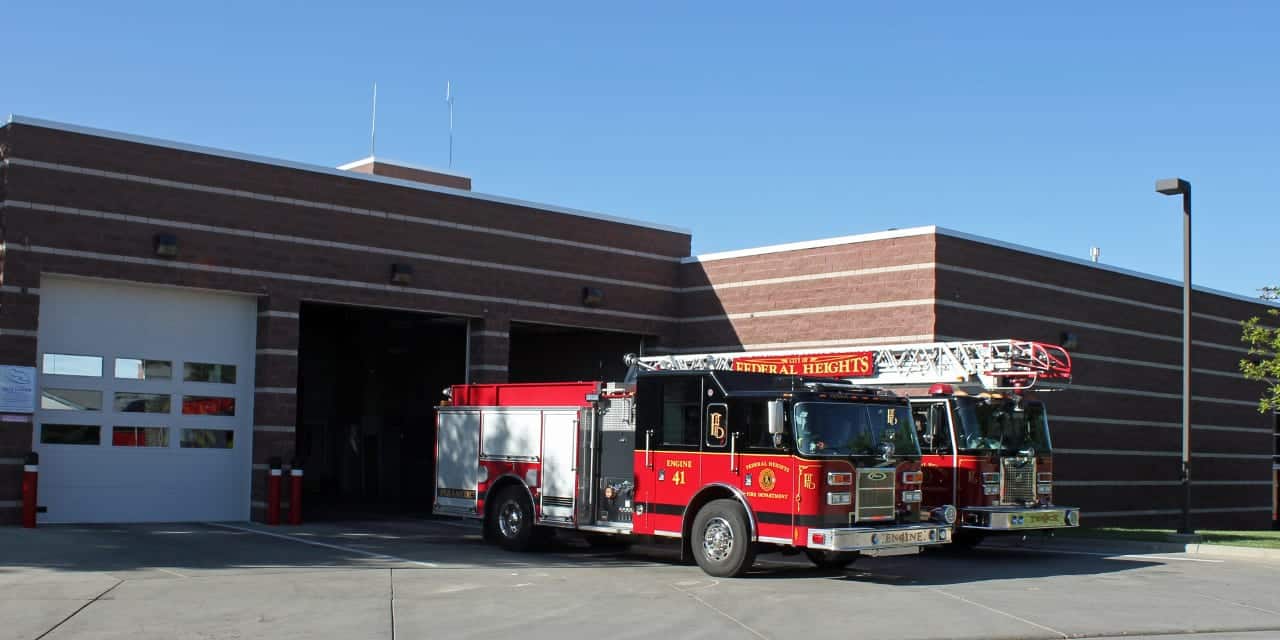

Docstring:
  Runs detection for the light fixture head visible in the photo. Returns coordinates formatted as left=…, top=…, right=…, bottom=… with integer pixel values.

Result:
left=390, top=263, right=414, bottom=285
left=582, top=286, right=604, bottom=307
left=153, top=233, right=179, bottom=258
left=1155, top=178, right=1190, bottom=196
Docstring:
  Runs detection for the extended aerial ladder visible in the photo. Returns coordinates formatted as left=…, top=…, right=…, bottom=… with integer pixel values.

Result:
left=629, top=339, right=1072, bottom=392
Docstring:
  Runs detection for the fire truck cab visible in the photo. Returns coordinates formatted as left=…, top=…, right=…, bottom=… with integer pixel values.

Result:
left=909, top=385, right=1080, bottom=546
left=435, top=369, right=955, bottom=577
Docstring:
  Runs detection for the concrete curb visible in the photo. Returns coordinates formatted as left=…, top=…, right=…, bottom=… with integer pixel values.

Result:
left=980, top=534, right=1280, bottom=561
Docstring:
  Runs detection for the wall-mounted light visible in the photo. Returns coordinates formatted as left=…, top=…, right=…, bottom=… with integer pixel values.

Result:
left=390, top=263, right=414, bottom=285
left=1060, top=331, right=1079, bottom=351
left=153, top=233, right=179, bottom=258
left=582, top=287, right=604, bottom=307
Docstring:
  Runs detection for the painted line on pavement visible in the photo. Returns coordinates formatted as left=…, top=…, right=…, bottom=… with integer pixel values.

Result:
left=205, top=522, right=440, bottom=568
left=925, top=587, right=1068, bottom=638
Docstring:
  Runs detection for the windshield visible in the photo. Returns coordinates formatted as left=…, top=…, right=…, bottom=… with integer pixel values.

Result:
left=793, top=402, right=922, bottom=458
left=952, top=397, right=1052, bottom=454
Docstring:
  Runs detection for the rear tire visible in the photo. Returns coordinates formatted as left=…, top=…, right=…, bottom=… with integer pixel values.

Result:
left=803, top=549, right=858, bottom=569
left=489, top=486, right=536, bottom=551
left=691, top=499, right=756, bottom=578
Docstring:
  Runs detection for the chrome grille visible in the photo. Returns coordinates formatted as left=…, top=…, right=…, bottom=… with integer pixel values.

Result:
left=854, top=468, right=896, bottom=522
left=1001, top=457, right=1036, bottom=505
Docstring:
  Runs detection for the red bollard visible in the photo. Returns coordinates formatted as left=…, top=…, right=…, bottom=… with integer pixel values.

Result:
left=22, top=452, right=38, bottom=528
left=288, top=459, right=303, bottom=526
left=266, top=458, right=282, bottom=526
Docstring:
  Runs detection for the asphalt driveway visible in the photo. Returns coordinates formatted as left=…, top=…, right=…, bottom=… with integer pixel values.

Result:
left=2, top=519, right=1278, bottom=640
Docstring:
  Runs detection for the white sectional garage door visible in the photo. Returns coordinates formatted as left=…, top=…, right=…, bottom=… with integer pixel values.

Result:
left=34, top=277, right=257, bottom=523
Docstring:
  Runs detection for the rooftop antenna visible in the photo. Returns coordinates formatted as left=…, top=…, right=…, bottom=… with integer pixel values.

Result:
left=445, top=80, right=454, bottom=168
left=370, top=82, right=378, bottom=157
left=1090, top=247, right=1101, bottom=263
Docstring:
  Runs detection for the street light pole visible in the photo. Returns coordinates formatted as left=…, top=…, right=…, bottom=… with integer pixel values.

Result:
left=1156, top=177, right=1193, bottom=535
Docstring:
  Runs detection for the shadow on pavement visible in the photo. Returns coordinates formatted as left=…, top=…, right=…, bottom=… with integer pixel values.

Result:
left=0, top=518, right=1162, bottom=586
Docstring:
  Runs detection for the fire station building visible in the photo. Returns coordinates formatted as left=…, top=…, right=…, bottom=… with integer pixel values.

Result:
left=0, top=116, right=1274, bottom=529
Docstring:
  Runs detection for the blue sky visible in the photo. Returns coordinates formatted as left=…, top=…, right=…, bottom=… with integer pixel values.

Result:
left=5, top=2, right=1277, bottom=299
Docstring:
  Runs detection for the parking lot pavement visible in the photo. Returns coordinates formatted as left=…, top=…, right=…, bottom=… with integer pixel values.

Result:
left=2, top=519, right=1279, bottom=640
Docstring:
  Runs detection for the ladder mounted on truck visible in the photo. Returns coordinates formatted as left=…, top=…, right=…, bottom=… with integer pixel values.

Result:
left=628, top=339, right=1072, bottom=392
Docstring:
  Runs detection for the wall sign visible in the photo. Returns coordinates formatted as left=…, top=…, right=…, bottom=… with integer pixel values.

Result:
left=0, top=366, right=37, bottom=414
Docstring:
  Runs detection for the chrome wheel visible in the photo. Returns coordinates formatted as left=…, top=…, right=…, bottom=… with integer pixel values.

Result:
left=499, top=500, right=523, bottom=539
left=702, top=516, right=735, bottom=562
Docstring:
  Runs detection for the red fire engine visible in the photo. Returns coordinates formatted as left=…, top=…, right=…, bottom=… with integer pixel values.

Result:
left=434, top=369, right=956, bottom=577
left=633, top=340, right=1081, bottom=548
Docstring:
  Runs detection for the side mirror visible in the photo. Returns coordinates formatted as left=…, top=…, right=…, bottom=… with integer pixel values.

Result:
left=767, top=400, right=785, bottom=435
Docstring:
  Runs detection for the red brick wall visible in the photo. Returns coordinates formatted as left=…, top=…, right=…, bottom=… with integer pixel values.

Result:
left=0, top=121, right=689, bottom=523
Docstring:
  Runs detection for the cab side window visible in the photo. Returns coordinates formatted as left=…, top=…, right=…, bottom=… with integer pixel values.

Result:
left=912, top=402, right=952, bottom=454
left=734, top=401, right=776, bottom=451
left=637, top=375, right=702, bottom=449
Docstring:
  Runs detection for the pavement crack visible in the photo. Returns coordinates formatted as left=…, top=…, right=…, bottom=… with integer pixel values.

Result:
left=1192, top=592, right=1280, bottom=618
left=670, top=582, right=768, bottom=639
left=389, top=568, right=396, bottom=640
left=35, top=579, right=124, bottom=640
left=924, top=587, right=1067, bottom=639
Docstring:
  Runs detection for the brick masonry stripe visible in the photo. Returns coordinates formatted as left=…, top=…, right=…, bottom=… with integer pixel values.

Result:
left=256, top=349, right=299, bottom=356
left=4, top=160, right=684, bottom=262
left=254, top=425, right=296, bottom=433
left=1058, top=480, right=1270, bottom=487
left=0, top=457, right=24, bottom=465
left=0, top=329, right=38, bottom=338
left=937, top=300, right=1253, bottom=355
left=1073, top=352, right=1247, bottom=380
left=258, top=311, right=301, bottom=319
left=681, top=298, right=933, bottom=323
left=680, top=262, right=935, bottom=293
left=938, top=263, right=1276, bottom=331
left=1086, top=507, right=1271, bottom=518
left=1056, top=448, right=1272, bottom=459
left=0, top=285, right=38, bottom=295
left=255, top=387, right=298, bottom=394
left=472, top=331, right=510, bottom=338
left=10, top=245, right=678, bottom=323
left=4, top=200, right=679, bottom=293
left=1052, top=415, right=1271, bottom=435
left=0, top=500, right=20, bottom=508
left=656, top=334, right=939, bottom=354
left=470, top=364, right=508, bottom=371
left=1067, top=383, right=1257, bottom=408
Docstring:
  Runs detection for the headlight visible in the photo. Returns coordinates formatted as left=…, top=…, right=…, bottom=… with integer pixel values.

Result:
left=827, top=491, right=852, bottom=506
left=901, top=471, right=924, bottom=484
left=1038, top=472, right=1052, bottom=483
left=477, top=465, right=489, bottom=483
left=932, top=505, right=957, bottom=524
left=1067, top=510, right=1080, bottom=526
left=1037, top=483, right=1052, bottom=495
left=902, top=490, right=922, bottom=503
left=983, top=484, right=1000, bottom=496
left=827, top=472, right=852, bottom=486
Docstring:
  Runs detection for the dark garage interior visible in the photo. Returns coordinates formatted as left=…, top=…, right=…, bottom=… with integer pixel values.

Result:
left=296, top=303, right=467, bottom=518
left=508, top=322, right=648, bottom=383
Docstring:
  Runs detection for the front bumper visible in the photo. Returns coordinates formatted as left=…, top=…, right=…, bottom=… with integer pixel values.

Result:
left=959, top=506, right=1080, bottom=531
left=804, top=522, right=952, bottom=552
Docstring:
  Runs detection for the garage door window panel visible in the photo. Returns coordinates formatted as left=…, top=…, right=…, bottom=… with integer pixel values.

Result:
left=115, top=359, right=173, bottom=380
left=41, top=388, right=103, bottom=411
left=182, top=396, right=235, bottom=416
left=41, top=424, right=102, bottom=445
left=42, top=354, right=103, bottom=377
left=184, top=363, right=236, bottom=384
left=112, top=426, right=169, bottom=447
left=115, top=393, right=172, bottom=413
left=180, top=428, right=235, bottom=449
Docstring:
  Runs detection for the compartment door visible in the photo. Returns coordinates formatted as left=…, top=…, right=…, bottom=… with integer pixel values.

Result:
left=540, top=410, right=578, bottom=521
left=435, top=410, right=481, bottom=514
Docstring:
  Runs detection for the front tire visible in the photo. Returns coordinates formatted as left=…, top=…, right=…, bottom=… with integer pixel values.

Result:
left=691, top=499, right=756, bottom=578
left=490, top=486, right=535, bottom=551
left=803, top=549, right=858, bottom=570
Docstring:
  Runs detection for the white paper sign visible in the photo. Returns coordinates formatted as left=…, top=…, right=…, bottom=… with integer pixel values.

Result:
left=0, top=366, right=37, bottom=414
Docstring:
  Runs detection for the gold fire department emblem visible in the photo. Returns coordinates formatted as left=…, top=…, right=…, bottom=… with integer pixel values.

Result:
left=759, top=468, right=777, bottom=492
